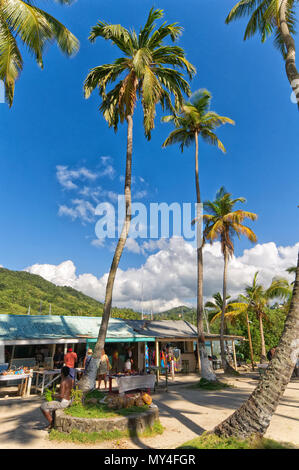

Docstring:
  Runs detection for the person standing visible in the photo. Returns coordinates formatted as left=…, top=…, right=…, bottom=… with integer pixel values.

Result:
left=64, top=347, right=77, bottom=384
left=53, top=347, right=64, bottom=369
left=83, top=348, right=93, bottom=372
left=97, top=349, right=110, bottom=390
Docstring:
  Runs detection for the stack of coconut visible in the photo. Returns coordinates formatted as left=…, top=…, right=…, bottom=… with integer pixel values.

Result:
left=103, top=392, right=152, bottom=410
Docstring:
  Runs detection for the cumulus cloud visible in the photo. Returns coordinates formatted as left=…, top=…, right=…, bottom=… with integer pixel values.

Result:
left=56, top=165, right=98, bottom=190
left=24, top=239, right=299, bottom=313
left=58, top=199, right=96, bottom=223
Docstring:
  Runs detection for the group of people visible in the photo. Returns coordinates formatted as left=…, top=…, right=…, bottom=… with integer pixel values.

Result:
left=40, top=345, right=137, bottom=429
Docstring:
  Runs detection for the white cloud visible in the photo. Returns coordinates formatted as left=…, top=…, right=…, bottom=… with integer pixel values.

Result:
left=125, top=238, right=141, bottom=254
left=24, top=239, right=299, bottom=313
left=56, top=165, right=98, bottom=190
left=58, top=199, right=96, bottom=223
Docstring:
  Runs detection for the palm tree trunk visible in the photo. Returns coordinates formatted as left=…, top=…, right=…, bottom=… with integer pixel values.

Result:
left=279, top=0, right=299, bottom=108
left=259, top=312, right=267, bottom=363
left=195, top=131, right=217, bottom=382
left=220, top=249, right=229, bottom=370
left=246, top=311, right=255, bottom=371
left=79, top=115, right=133, bottom=391
left=213, top=252, right=299, bottom=438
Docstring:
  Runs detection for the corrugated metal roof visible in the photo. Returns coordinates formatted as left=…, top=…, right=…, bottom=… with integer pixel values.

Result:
left=126, top=320, right=244, bottom=341
left=0, top=315, right=244, bottom=343
left=0, top=315, right=148, bottom=342
left=127, top=319, right=198, bottom=338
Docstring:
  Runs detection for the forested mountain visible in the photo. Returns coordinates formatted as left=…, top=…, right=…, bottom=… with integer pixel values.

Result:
left=0, top=268, right=140, bottom=319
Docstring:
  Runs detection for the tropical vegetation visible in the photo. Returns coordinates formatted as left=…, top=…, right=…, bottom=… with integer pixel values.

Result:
left=0, top=0, right=79, bottom=106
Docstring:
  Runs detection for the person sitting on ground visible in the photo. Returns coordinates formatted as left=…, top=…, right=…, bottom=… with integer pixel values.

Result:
left=97, top=349, right=110, bottom=390
left=40, top=366, right=73, bottom=429
left=64, top=347, right=77, bottom=384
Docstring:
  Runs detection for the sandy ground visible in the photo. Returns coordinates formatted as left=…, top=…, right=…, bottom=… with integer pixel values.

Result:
left=0, top=372, right=298, bottom=449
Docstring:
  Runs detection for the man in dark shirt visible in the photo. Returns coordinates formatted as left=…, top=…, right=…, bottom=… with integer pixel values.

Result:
left=53, top=347, right=64, bottom=369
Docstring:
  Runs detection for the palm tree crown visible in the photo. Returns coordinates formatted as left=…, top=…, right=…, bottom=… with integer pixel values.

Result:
left=226, top=0, right=295, bottom=58
left=162, top=89, right=234, bottom=152
left=203, top=186, right=257, bottom=257
left=84, top=7, right=196, bottom=139
left=226, top=0, right=299, bottom=104
left=0, top=0, right=79, bottom=106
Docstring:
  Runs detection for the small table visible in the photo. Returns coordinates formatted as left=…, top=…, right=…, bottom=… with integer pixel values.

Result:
left=108, top=374, right=156, bottom=394
left=148, top=366, right=168, bottom=391
left=0, top=373, right=32, bottom=397
left=34, top=368, right=83, bottom=394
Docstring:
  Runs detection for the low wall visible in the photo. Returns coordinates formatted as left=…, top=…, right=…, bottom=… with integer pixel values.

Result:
left=54, top=404, right=159, bottom=434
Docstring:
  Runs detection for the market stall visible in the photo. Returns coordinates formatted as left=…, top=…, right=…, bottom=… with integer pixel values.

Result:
left=0, top=367, right=33, bottom=397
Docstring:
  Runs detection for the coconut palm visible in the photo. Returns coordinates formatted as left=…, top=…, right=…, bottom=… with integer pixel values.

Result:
left=213, top=253, right=299, bottom=438
left=219, top=273, right=291, bottom=363
left=0, top=0, right=79, bottom=106
left=203, top=187, right=257, bottom=371
left=79, top=8, right=195, bottom=391
left=207, top=292, right=256, bottom=370
left=225, top=0, right=299, bottom=106
left=162, top=90, right=234, bottom=382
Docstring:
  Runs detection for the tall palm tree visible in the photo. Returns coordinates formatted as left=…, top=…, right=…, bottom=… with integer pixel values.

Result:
left=0, top=0, right=79, bottom=106
left=79, top=8, right=196, bottom=391
left=203, top=187, right=257, bottom=371
left=213, top=252, right=299, bottom=438
left=225, top=0, right=299, bottom=106
left=162, top=90, right=234, bottom=382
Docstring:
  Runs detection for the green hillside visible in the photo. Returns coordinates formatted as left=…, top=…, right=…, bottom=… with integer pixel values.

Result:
left=0, top=268, right=141, bottom=319
left=154, top=305, right=196, bottom=325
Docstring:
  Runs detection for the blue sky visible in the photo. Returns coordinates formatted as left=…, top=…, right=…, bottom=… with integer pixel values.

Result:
left=0, top=0, right=298, bottom=311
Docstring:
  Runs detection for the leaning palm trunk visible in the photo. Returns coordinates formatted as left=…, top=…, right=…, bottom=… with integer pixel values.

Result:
left=213, top=252, right=299, bottom=438
left=258, top=312, right=267, bottom=363
left=279, top=0, right=299, bottom=107
left=195, top=132, right=217, bottom=381
left=79, top=116, right=133, bottom=391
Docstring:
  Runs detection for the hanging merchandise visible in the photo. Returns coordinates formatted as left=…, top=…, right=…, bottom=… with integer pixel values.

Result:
left=173, top=348, right=182, bottom=372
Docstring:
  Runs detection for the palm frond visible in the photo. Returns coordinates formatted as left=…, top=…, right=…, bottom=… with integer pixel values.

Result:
left=0, top=14, right=23, bottom=106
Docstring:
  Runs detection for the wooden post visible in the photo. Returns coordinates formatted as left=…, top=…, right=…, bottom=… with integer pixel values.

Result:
left=10, top=345, right=15, bottom=368
left=51, top=344, right=55, bottom=369
left=210, top=340, right=214, bottom=357
left=232, top=340, right=237, bottom=370
left=155, top=339, right=159, bottom=383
